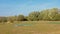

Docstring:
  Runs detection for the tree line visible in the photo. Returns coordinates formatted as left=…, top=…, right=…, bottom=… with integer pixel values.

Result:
left=0, top=8, right=60, bottom=23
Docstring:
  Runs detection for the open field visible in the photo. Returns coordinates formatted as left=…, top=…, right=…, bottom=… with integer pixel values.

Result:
left=0, top=21, right=60, bottom=34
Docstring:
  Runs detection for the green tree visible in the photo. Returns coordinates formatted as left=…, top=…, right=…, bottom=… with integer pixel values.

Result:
left=38, top=8, right=58, bottom=21
left=7, top=16, right=14, bottom=23
left=53, top=14, right=60, bottom=21
left=0, top=17, right=7, bottom=23
left=16, top=15, right=25, bottom=21
left=28, top=11, right=40, bottom=21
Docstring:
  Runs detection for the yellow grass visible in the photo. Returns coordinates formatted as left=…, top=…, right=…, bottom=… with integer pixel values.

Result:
left=0, top=21, right=60, bottom=34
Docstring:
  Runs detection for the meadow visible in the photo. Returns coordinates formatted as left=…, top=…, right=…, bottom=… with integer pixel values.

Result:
left=0, top=21, right=60, bottom=34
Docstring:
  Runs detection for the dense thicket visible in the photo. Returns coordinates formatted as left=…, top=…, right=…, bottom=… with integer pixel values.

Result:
left=0, top=8, right=60, bottom=23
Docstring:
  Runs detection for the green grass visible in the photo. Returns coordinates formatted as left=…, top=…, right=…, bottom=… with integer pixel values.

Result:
left=48, top=21, right=60, bottom=24
left=0, top=21, right=60, bottom=34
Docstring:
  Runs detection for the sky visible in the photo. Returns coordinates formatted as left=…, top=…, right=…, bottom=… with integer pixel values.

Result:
left=0, top=0, right=60, bottom=16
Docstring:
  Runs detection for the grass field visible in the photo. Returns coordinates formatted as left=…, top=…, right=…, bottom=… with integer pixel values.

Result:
left=0, top=21, right=60, bottom=34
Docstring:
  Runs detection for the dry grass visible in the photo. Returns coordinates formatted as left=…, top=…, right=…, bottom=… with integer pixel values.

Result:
left=0, top=21, right=60, bottom=34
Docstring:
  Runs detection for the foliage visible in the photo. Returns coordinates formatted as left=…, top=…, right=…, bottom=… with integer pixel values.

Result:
left=0, top=8, right=60, bottom=23
left=27, top=11, right=40, bottom=21
left=16, top=15, right=25, bottom=21
left=0, top=17, right=7, bottom=23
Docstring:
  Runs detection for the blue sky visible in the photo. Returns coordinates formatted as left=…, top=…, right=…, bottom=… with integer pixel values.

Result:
left=0, top=0, right=60, bottom=16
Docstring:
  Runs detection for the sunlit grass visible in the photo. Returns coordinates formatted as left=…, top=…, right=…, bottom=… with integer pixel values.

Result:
left=0, top=21, right=60, bottom=34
